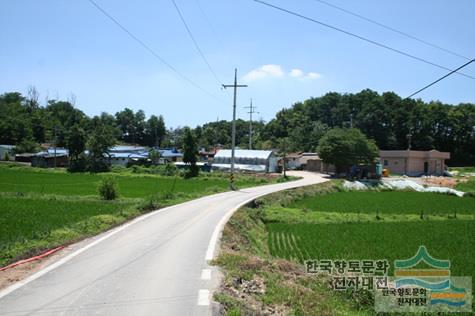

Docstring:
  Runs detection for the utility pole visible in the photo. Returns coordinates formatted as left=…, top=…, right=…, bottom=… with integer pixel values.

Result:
left=244, top=99, right=259, bottom=150
left=222, top=69, right=247, bottom=190
left=53, top=126, right=57, bottom=169
left=214, top=116, right=219, bottom=149
left=282, top=137, right=287, bottom=178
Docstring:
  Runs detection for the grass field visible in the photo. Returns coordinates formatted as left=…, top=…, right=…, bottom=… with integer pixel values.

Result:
left=0, top=164, right=267, bottom=198
left=215, top=181, right=475, bottom=314
left=0, top=164, right=286, bottom=266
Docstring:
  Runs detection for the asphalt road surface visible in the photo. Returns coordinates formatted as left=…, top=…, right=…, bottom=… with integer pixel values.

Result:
left=0, top=171, right=328, bottom=316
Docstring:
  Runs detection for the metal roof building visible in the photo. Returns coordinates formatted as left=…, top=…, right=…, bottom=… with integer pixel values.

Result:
left=212, top=149, right=278, bottom=173
left=107, top=146, right=148, bottom=166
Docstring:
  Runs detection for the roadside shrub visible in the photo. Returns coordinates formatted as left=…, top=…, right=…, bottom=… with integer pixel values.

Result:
left=98, top=177, right=118, bottom=200
left=4, top=152, right=10, bottom=161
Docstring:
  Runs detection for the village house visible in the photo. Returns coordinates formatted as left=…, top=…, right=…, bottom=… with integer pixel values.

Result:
left=379, top=149, right=450, bottom=176
left=107, top=145, right=149, bottom=166
left=156, top=148, right=183, bottom=163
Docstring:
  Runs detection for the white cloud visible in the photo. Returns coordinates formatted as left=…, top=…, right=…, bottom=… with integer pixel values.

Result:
left=289, top=68, right=304, bottom=78
left=243, top=65, right=322, bottom=82
left=306, top=72, right=322, bottom=79
left=243, top=64, right=284, bottom=81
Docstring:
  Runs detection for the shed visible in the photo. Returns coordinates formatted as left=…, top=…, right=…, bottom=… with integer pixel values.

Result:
left=31, top=148, right=69, bottom=168
left=212, top=149, right=278, bottom=173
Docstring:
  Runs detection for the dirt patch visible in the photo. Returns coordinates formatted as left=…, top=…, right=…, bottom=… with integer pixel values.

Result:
left=0, top=234, right=97, bottom=291
left=421, top=176, right=459, bottom=188
left=0, top=247, right=66, bottom=291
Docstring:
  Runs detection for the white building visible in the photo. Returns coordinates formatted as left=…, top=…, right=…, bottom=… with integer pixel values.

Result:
left=212, top=149, right=278, bottom=173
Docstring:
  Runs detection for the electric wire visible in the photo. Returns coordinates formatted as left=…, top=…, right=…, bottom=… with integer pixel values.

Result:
left=171, top=0, right=224, bottom=86
left=406, top=58, right=475, bottom=99
left=87, top=0, right=225, bottom=103
left=253, top=0, right=475, bottom=80
left=312, top=0, right=471, bottom=61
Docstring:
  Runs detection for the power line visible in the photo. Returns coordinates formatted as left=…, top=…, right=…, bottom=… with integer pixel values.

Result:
left=171, top=0, right=224, bottom=86
left=194, top=0, right=226, bottom=52
left=406, top=58, right=475, bottom=99
left=87, top=0, right=224, bottom=103
left=312, top=0, right=471, bottom=61
left=253, top=0, right=475, bottom=80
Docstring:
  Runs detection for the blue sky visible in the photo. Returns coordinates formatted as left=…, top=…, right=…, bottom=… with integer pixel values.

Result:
left=1, top=0, right=474, bottom=127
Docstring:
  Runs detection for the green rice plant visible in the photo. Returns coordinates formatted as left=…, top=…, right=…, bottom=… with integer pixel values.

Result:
left=289, top=191, right=475, bottom=216
left=267, top=221, right=475, bottom=282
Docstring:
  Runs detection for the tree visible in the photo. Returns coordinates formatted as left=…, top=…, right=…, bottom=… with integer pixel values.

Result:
left=183, top=127, right=199, bottom=178
left=87, top=124, right=116, bottom=172
left=146, top=115, right=166, bottom=147
left=317, top=128, right=379, bottom=174
left=115, top=108, right=137, bottom=144
left=14, top=139, right=38, bottom=154
left=149, top=149, right=161, bottom=165
left=67, top=125, right=87, bottom=172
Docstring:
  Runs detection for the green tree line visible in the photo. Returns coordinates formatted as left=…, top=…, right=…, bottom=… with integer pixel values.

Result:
left=1, top=88, right=474, bottom=165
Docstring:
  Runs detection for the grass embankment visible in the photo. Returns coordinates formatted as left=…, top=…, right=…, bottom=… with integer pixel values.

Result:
left=0, top=163, right=290, bottom=267
left=449, top=166, right=475, bottom=176
left=214, top=181, right=475, bottom=315
left=449, top=166, right=475, bottom=193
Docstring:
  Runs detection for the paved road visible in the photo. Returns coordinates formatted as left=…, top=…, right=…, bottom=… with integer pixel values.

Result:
left=0, top=172, right=328, bottom=316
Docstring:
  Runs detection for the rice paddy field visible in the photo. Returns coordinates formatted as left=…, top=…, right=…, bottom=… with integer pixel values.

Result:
left=0, top=165, right=263, bottom=198
left=264, top=186, right=475, bottom=280
left=0, top=164, right=281, bottom=266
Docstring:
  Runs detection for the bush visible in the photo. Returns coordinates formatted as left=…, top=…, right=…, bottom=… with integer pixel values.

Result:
left=68, top=156, right=87, bottom=172
left=163, top=163, right=178, bottom=176
left=98, top=177, right=118, bottom=200
left=184, top=164, right=200, bottom=179
left=3, top=152, right=10, bottom=161
left=87, top=158, right=111, bottom=173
